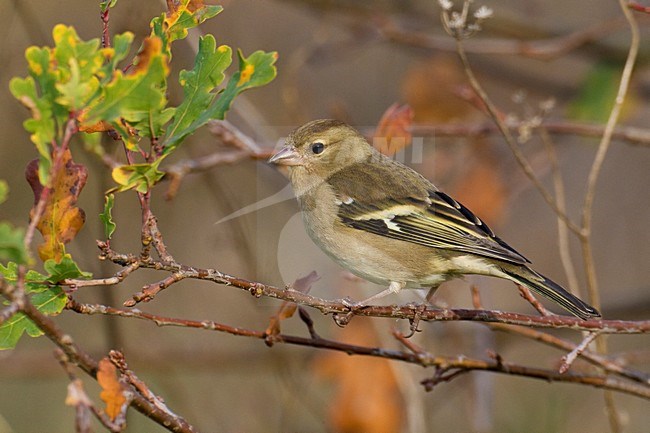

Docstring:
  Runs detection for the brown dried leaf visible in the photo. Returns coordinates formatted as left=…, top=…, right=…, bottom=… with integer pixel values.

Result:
left=265, top=271, right=319, bottom=338
left=373, top=103, right=414, bottom=156
left=26, top=149, right=88, bottom=262
left=97, top=357, right=127, bottom=421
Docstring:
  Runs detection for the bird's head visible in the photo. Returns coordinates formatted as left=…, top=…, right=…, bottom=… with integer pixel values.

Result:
left=269, top=120, right=373, bottom=180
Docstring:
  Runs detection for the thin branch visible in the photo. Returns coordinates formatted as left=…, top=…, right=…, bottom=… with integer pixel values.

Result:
left=518, top=285, right=552, bottom=317
left=163, top=120, right=273, bottom=200
left=452, top=38, right=583, bottom=235
left=64, top=262, right=140, bottom=289
left=580, top=0, right=640, bottom=311
left=96, top=243, right=650, bottom=334
left=540, top=129, right=581, bottom=295
left=124, top=271, right=186, bottom=307
left=66, top=298, right=650, bottom=400
left=0, top=278, right=22, bottom=325
left=409, top=121, right=650, bottom=147
left=560, top=331, right=601, bottom=374
left=377, top=15, right=630, bottom=60
left=109, top=350, right=177, bottom=419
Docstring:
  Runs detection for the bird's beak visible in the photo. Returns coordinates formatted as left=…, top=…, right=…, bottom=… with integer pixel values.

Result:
left=268, top=145, right=304, bottom=166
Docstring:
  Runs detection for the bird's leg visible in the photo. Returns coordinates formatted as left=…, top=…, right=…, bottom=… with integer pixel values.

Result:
left=352, top=281, right=406, bottom=307
left=425, top=285, right=441, bottom=304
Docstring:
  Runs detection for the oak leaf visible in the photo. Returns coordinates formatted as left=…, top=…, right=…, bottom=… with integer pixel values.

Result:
left=97, top=358, right=127, bottom=421
left=26, top=149, right=87, bottom=262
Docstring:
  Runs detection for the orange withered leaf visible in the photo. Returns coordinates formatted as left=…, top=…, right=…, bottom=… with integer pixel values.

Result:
left=373, top=103, right=414, bottom=156
left=132, top=37, right=166, bottom=75
left=97, top=357, right=127, bottom=421
left=26, top=149, right=88, bottom=262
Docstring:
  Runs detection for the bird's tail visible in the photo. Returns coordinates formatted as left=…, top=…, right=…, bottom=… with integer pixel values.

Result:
left=502, top=267, right=601, bottom=320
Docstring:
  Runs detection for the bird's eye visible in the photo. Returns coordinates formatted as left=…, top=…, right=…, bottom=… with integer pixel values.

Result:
left=311, top=142, right=325, bottom=155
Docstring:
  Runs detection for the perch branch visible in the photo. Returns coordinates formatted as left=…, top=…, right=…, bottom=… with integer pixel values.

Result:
left=66, top=298, right=650, bottom=400
left=91, top=242, right=650, bottom=334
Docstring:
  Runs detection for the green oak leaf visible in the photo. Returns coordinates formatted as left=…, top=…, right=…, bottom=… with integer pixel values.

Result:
left=111, top=161, right=165, bottom=193
left=0, top=286, right=67, bottom=350
left=0, top=262, right=47, bottom=289
left=44, top=254, right=92, bottom=283
left=82, top=36, right=169, bottom=149
left=55, top=58, right=97, bottom=110
left=0, top=254, right=88, bottom=350
left=164, top=35, right=232, bottom=150
left=52, top=25, right=103, bottom=84
left=163, top=49, right=277, bottom=151
left=99, top=193, right=116, bottom=239
left=9, top=76, right=56, bottom=161
left=151, top=1, right=223, bottom=57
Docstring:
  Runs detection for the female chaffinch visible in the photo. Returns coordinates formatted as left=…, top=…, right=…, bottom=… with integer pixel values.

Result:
left=269, top=119, right=600, bottom=320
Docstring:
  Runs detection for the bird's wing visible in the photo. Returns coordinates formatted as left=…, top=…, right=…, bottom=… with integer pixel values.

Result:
left=327, top=162, right=530, bottom=265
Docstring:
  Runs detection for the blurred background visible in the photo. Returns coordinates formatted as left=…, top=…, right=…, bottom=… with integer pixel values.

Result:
left=1, top=0, right=650, bottom=432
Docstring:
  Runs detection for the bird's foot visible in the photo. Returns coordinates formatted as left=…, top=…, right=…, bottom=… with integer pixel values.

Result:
left=401, top=303, right=427, bottom=338
left=333, top=297, right=366, bottom=327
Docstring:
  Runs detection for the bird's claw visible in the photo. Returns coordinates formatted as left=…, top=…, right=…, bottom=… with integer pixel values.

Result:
left=333, top=311, right=354, bottom=327
left=333, top=297, right=365, bottom=327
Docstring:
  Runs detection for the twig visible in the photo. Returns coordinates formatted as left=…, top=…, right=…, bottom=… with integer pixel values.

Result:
left=100, top=4, right=111, bottom=49
left=0, top=278, right=22, bottom=325
left=164, top=120, right=273, bottom=200
left=298, top=307, right=321, bottom=340
left=124, top=271, right=186, bottom=307
left=518, top=285, right=552, bottom=317
left=208, top=120, right=264, bottom=153
left=64, top=261, right=140, bottom=288
left=0, top=300, right=21, bottom=325
left=109, top=350, right=176, bottom=418
left=560, top=331, right=601, bottom=374
left=142, top=209, right=174, bottom=263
